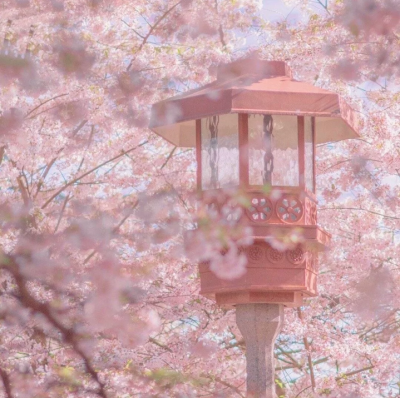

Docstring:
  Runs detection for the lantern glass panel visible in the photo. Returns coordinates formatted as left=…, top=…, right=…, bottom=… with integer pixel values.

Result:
left=248, top=114, right=299, bottom=186
left=305, top=117, right=314, bottom=192
left=201, top=114, right=239, bottom=190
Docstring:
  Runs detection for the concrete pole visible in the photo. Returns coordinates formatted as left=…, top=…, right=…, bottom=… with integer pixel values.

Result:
left=236, top=303, right=284, bottom=398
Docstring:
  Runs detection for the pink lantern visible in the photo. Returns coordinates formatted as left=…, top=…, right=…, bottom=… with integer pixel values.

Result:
left=150, top=56, right=359, bottom=308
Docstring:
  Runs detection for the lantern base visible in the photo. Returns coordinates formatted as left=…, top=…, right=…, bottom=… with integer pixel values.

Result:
left=199, top=241, right=319, bottom=308
left=215, top=291, right=304, bottom=308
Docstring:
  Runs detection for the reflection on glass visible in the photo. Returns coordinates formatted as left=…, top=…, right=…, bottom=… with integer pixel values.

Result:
left=248, top=114, right=299, bottom=186
left=201, top=114, right=239, bottom=189
left=305, top=117, right=314, bottom=192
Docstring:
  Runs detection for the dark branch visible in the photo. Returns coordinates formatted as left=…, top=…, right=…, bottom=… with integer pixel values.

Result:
left=2, top=258, right=107, bottom=397
left=0, top=367, right=13, bottom=398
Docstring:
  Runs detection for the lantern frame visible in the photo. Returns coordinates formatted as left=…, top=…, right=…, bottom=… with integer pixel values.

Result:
left=195, top=113, right=316, bottom=196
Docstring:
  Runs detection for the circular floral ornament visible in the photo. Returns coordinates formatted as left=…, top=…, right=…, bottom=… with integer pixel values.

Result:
left=276, top=195, right=304, bottom=223
left=222, top=201, right=243, bottom=223
left=246, top=196, right=273, bottom=222
left=205, top=200, right=242, bottom=224
left=287, top=246, right=305, bottom=264
left=247, top=245, right=264, bottom=262
left=266, top=246, right=284, bottom=264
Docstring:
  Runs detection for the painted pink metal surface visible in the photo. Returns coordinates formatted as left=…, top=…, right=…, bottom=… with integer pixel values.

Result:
left=199, top=185, right=329, bottom=307
left=200, top=240, right=318, bottom=308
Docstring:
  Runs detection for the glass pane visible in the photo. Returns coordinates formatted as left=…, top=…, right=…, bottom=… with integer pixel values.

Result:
left=201, top=114, right=239, bottom=189
left=305, top=117, right=314, bottom=192
left=248, top=114, right=299, bottom=186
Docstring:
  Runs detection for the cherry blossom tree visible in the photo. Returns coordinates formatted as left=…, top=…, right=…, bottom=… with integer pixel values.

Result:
left=0, top=0, right=399, bottom=397
left=255, top=1, right=400, bottom=397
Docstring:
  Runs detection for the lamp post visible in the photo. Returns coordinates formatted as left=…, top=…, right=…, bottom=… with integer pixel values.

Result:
left=150, top=56, right=360, bottom=397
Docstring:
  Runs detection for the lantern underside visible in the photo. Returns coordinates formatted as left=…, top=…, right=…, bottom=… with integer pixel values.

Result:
left=150, top=62, right=360, bottom=148
left=152, top=112, right=357, bottom=148
left=200, top=240, right=318, bottom=308
left=198, top=186, right=330, bottom=308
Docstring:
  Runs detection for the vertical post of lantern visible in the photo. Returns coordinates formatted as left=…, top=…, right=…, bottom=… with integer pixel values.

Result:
left=196, top=119, right=202, bottom=193
left=236, top=113, right=283, bottom=398
left=236, top=304, right=284, bottom=398
left=238, top=113, right=249, bottom=187
left=311, top=117, right=316, bottom=193
left=298, top=116, right=305, bottom=189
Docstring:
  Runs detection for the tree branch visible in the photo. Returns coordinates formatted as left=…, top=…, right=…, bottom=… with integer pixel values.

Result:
left=34, top=157, right=58, bottom=198
left=149, top=337, right=172, bottom=352
left=276, top=344, right=302, bottom=369
left=297, top=308, right=316, bottom=391
left=160, top=147, right=176, bottom=169
left=294, top=385, right=312, bottom=398
left=25, top=93, right=69, bottom=118
left=318, top=207, right=400, bottom=220
left=54, top=193, right=72, bottom=233
left=41, top=141, right=148, bottom=210
left=0, top=146, right=5, bottom=166
left=120, top=19, right=145, bottom=39
left=336, top=365, right=374, bottom=380
left=0, top=367, right=13, bottom=398
left=17, top=176, right=30, bottom=206
left=71, top=120, right=89, bottom=138
left=127, top=0, right=185, bottom=71
left=34, top=120, right=88, bottom=199
left=323, top=157, right=382, bottom=172
left=218, top=25, right=226, bottom=46
left=2, top=257, right=107, bottom=397
left=203, top=374, right=245, bottom=397
left=83, top=200, right=139, bottom=264
left=316, top=0, right=330, bottom=13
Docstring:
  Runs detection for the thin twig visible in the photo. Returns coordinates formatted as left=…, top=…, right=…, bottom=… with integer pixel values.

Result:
left=318, top=207, right=400, bottom=220
left=120, top=19, right=145, bottom=39
left=149, top=337, right=172, bottom=352
left=54, top=193, right=72, bottom=233
left=41, top=141, right=148, bottom=209
left=335, top=365, right=374, bottom=380
left=276, top=344, right=302, bottom=369
left=34, top=157, right=57, bottom=198
left=294, top=385, right=312, bottom=398
left=210, top=375, right=245, bottom=398
left=297, top=308, right=316, bottom=391
left=83, top=201, right=139, bottom=264
left=160, top=147, right=176, bottom=169
left=17, top=176, right=30, bottom=206
left=0, top=146, right=5, bottom=166
left=25, top=93, right=69, bottom=118
left=127, top=0, right=185, bottom=70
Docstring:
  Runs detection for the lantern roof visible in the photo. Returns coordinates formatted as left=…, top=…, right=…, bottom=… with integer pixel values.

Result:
left=150, top=57, right=360, bottom=147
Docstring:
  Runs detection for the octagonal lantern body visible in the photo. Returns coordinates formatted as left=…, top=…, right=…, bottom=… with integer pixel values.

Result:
left=149, top=57, right=359, bottom=307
